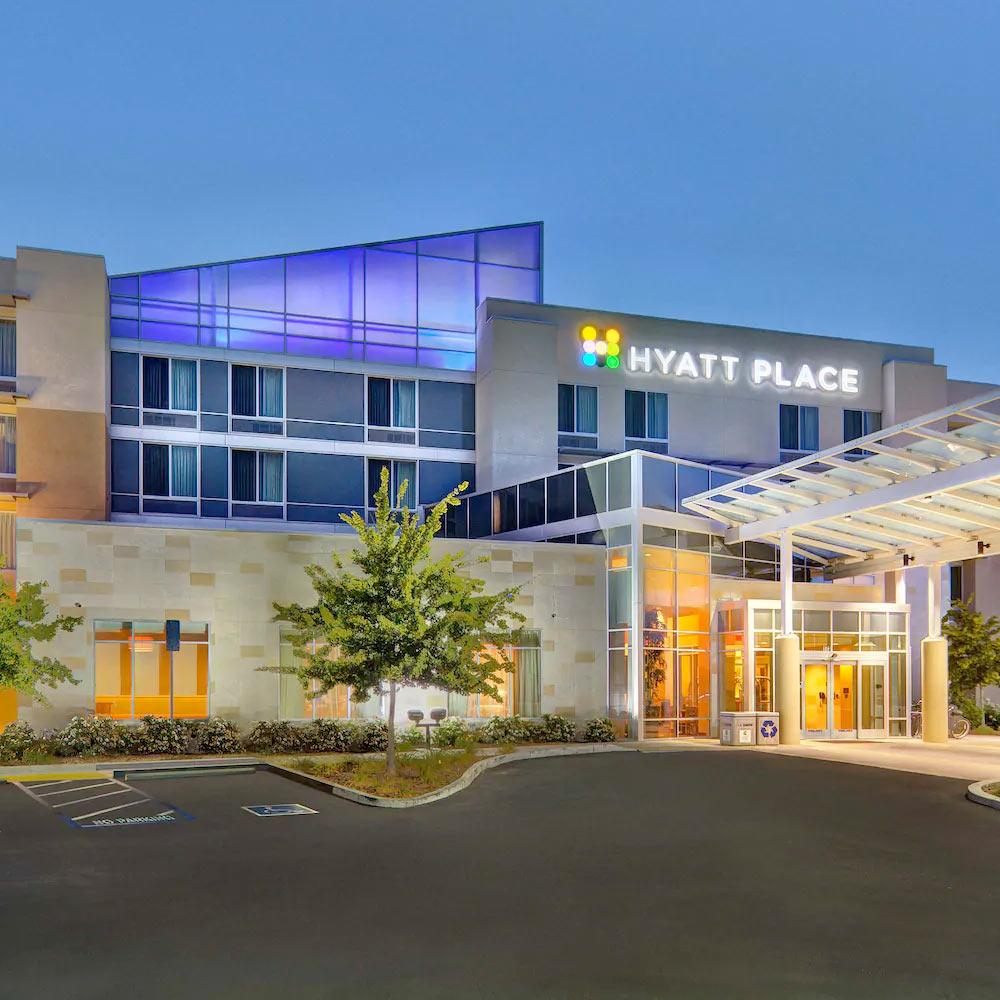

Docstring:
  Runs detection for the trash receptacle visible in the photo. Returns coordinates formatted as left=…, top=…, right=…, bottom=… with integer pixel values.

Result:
left=755, top=712, right=780, bottom=745
left=719, top=711, right=757, bottom=746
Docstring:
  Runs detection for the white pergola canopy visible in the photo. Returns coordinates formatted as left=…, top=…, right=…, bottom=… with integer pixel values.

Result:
left=684, top=389, right=1000, bottom=579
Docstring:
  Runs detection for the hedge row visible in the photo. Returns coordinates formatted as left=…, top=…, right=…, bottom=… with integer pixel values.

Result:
left=0, top=712, right=617, bottom=764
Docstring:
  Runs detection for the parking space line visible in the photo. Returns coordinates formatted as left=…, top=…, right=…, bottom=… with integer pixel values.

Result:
left=56, top=787, right=143, bottom=809
left=36, top=781, right=118, bottom=797
left=73, top=799, right=156, bottom=821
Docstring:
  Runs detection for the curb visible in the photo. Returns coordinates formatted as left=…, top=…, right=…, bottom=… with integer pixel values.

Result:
left=263, top=743, right=632, bottom=808
left=966, top=780, right=1000, bottom=811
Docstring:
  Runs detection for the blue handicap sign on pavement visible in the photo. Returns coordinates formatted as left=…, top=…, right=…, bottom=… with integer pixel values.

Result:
left=760, top=719, right=778, bottom=739
left=242, top=804, right=318, bottom=817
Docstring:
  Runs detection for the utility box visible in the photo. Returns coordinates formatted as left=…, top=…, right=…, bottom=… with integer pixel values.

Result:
left=755, top=712, right=780, bottom=746
left=719, top=711, right=757, bottom=747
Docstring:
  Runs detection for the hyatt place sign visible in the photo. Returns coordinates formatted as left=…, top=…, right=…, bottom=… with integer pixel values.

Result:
left=625, top=345, right=860, bottom=394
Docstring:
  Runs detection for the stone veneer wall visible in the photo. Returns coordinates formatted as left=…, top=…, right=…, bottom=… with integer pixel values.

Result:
left=16, top=519, right=608, bottom=730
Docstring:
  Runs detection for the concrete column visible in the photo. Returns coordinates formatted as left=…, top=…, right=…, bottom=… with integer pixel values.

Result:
left=921, top=637, right=949, bottom=743
left=922, top=562, right=948, bottom=742
left=776, top=530, right=800, bottom=743
left=776, top=634, right=801, bottom=745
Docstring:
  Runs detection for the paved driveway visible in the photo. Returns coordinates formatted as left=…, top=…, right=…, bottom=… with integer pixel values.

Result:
left=2, top=752, right=997, bottom=999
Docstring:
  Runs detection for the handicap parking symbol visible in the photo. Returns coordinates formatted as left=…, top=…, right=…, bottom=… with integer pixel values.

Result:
left=242, top=803, right=318, bottom=817
left=760, top=719, right=778, bottom=739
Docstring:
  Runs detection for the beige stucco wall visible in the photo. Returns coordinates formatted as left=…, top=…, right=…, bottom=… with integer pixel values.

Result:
left=16, top=519, right=608, bottom=730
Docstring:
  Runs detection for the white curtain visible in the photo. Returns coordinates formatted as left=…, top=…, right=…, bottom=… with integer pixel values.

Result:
left=258, top=452, right=284, bottom=503
left=171, top=359, right=197, bottom=411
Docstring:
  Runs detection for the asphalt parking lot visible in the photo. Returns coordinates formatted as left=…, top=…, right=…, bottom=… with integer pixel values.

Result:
left=2, top=751, right=998, bottom=999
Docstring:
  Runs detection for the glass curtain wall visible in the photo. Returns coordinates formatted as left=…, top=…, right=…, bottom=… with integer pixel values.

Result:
left=108, top=223, right=542, bottom=373
left=641, top=539, right=711, bottom=737
left=94, top=620, right=209, bottom=719
left=447, top=630, right=542, bottom=718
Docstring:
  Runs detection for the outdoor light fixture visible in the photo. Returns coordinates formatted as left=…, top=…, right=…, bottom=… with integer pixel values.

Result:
left=579, top=324, right=621, bottom=369
left=408, top=708, right=446, bottom=748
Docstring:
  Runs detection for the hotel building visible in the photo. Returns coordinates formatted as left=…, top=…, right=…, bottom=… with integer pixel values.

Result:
left=2, top=222, right=998, bottom=740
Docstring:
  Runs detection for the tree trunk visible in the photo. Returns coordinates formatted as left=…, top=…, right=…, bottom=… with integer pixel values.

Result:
left=386, top=679, right=397, bottom=777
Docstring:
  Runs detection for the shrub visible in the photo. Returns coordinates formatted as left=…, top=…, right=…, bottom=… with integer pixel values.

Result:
left=984, top=702, right=1000, bottom=732
left=0, top=721, right=48, bottom=762
left=242, top=720, right=308, bottom=754
left=954, top=696, right=984, bottom=730
left=396, top=725, right=426, bottom=748
left=187, top=717, right=242, bottom=755
left=583, top=717, right=617, bottom=743
left=342, top=719, right=389, bottom=753
left=536, top=713, right=576, bottom=743
left=477, top=715, right=532, bottom=744
left=54, top=715, right=128, bottom=757
left=127, top=715, right=189, bottom=755
left=302, top=719, right=347, bottom=753
left=433, top=716, right=472, bottom=748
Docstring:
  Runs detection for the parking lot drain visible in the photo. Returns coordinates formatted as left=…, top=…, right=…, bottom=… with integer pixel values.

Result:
left=242, top=803, right=318, bottom=817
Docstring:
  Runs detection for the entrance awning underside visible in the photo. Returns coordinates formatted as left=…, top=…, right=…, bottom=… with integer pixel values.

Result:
left=684, top=389, right=1000, bottom=579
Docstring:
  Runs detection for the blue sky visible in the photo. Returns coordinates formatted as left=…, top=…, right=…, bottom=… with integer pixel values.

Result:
left=4, top=0, right=998, bottom=382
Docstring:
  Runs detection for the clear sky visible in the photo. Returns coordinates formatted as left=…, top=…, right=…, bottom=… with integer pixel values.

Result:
left=4, top=0, right=998, bottom=383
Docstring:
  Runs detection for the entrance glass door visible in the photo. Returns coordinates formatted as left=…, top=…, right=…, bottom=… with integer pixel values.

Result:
left=802, top=658, right=888, bottom=739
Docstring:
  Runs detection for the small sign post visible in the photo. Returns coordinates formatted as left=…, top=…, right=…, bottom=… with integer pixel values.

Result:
left=165, top=619, right=180, bottom=718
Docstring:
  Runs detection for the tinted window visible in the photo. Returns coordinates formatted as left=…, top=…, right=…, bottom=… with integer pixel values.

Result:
left=418, top=380, right=475, bottom=432
left=111, top=439, right=139, bottom=494
left=546, top=470, right=575, bottom=523
left=368, top=377, right=391, bottom=427
left=142, top=356, right=169, bottom=410
left=142, top=443, right=169, bottom=496
left=607, top=457, right=631, bottom=511
left=494, top=486, right=517, bottom=533
left=518, top=479, right=545, bottom=528
left=111, top=352, right=139, bottom=407
left=468, top=493, right=492, bottom=538
left=287, top=453, right=364, bottom=507
left=625, top=391, right=645, bottom=438
left=232, top=366, right=256, bottom=417
left=287, top=369, right=364, bottom=424
left=642, top=457, right=676, bottom=510
left=677, top=465, right=710, bottom=505
left=418, top=461, right=474, bottom=505
left=576, top=464, right=607, bottom=516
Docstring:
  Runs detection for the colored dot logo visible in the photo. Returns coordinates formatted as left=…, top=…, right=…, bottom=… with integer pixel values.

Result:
left=580, top=325, right=621, bottom=369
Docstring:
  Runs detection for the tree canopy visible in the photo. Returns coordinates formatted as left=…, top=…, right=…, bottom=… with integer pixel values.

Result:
left=0, top=576, right=81, bottom=707
left=942, top=597, right=1000, bottom=699
left=273, top=467, right=525, bottom=773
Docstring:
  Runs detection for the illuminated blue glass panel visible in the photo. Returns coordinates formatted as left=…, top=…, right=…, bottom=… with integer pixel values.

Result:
left=111, top=297, right=139, bottom=319
left=365, top=324, right=417, bottom=348
left=477, top=226, right=540, bottom=269
left=378, top=240, right=416, bottom=253
left=477, top=263, right=539, bottom=305
left=417, top=349, right=475, bottom=372
left=418, top=233, right=475, bottom=261
left=286, top=337, right=364, bottom=360
left=285, top=248, right=364, bottom=320
left=199, top=265, right=228, bottom=306
left=366, top=344, right=416, bottom=366
left=418, top=257, right=475, bottom=331
left=228, top=308, right=285, bottom=333
left=364, top=249, right=416, bottom=327
left=111, top=318, right=138, bottom=339
left=418, top=329, right=476, bottom=352
left=110, top=275, right=139, bottom=297
left=285, top=315, right=362, bottom=341
left=199, top=305, right=228, bottom=328
left=229, top=329, right=284, bottom=352
left=140, top=301, right=197, bottom=325
left=141, top=269, right=199, bottom=302
left=140, top=321, right=198, bottom=345
left=199, top=328, right=229, bottom=348
left=229, top=257, right=284, bottom=312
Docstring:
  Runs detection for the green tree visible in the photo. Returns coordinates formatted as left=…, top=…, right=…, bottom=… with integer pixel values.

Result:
left=942, top=597, right=1000, bottom=701
left=274, top=468, right=525, bottom=775
left=0, top=575, right=82, bottom=705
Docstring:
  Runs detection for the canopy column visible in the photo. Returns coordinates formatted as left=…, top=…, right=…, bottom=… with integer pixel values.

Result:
left=776, top=529, right=801, bottom=745
left=921, top=564, right=948, bottom=743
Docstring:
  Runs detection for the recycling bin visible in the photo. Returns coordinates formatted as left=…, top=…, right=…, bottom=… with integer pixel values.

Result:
left=755, top=712, right=780, bottom=745
left=719, top=711, right=757, bottom=747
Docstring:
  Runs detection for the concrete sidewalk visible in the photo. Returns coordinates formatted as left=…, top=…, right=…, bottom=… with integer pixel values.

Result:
left=752, top=734, right=1000, bottom=781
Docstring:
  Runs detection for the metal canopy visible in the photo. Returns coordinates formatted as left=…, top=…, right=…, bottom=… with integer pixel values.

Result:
left=683, top=389, right=1000, bottom=578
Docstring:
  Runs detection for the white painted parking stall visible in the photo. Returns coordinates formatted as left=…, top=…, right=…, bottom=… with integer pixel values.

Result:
left=8, top=774, right=192, bottom=829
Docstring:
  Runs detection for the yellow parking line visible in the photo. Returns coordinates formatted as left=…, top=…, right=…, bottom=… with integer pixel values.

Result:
left=3, top=772, right=105, bottom=783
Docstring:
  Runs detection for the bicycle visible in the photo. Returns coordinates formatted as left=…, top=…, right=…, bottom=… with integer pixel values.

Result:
left=910, top=701, right=971, bottom=739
